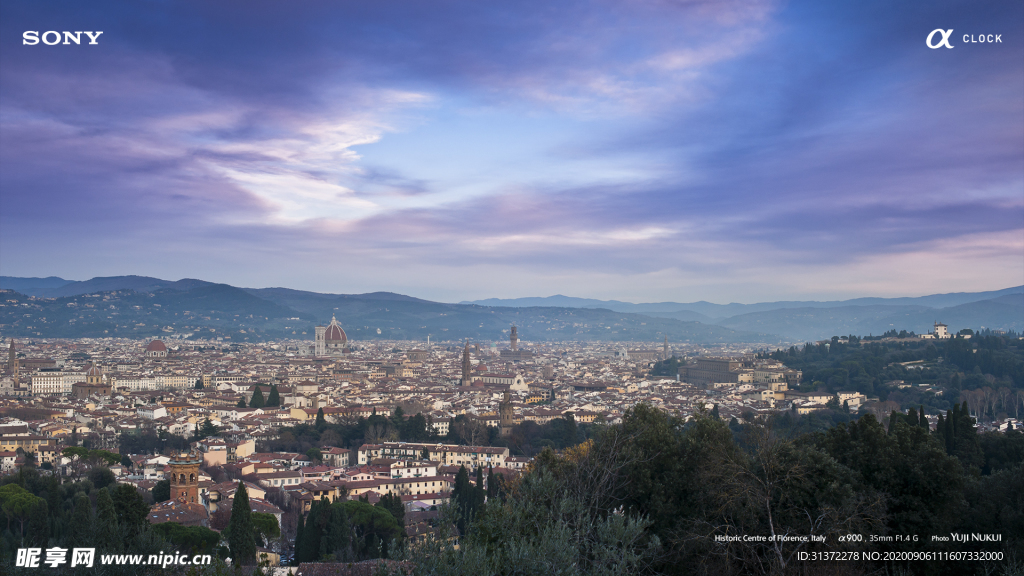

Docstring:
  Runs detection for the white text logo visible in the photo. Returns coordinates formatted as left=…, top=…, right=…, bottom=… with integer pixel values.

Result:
left=926, top=29, right=954, bottom=49
left=22, top=31, right=103, bottom=45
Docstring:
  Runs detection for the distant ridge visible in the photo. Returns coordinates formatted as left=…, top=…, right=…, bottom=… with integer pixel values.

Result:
left=1, top=275, right=1020, bottom=342
left=462, top=286, right=1024, bottom=318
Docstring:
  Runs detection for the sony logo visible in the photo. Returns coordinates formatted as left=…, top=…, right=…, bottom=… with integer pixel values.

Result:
left=22, top=31, right=103, bottom=45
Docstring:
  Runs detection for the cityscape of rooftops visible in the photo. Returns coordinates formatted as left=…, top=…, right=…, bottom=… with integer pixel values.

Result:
left=0, top=0, right=1021, bottom=574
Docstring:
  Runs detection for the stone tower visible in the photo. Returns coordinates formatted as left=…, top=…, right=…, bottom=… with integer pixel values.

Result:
left=663, top=336, right=669, bottom=360
left=461, top=341, right=472, bottom=387
left=510, top=325, right=518, bottom=352
left=499, top=390, right=514, bottom=437
left=7, top=339, right=16, bottom=382
left=169, top=451, right=202, bottom=504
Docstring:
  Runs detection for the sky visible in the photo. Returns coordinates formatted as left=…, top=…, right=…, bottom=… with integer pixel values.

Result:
left=1, top=0, right=1021, bottom=304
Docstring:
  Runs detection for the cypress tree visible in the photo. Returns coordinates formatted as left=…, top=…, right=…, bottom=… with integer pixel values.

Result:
left=315, top=408, right=326, bottom=427
left=919, top=406, right=927, bottom=428
left=267, top=384, right=280, bottom=407
left=228, top=481, right=257, bottom=565
left=486, top=466, right=496, bottom=500
left=323, top=504, right=351, bottom=561
left=711, top=404, right=720, bottom=419
left=907, top=407, right=918, bottom=427
left=475, top=465, right=484, bottom=489
left=295, top=514, right=306, bottom=562
left=237, top=398, right=247, bottom=408
left=453, top=466, right=471, bottom=535
left=94, top=488, right=117, bottom=550
left=887, top=411, right=900, bottom=434
left=944, top=410, right=955, bottom=454
left=26, top=500, right=48, bottom=547
left=71, top=493, right=93, bottom=547
left=249, top=386, right=265, bottom=408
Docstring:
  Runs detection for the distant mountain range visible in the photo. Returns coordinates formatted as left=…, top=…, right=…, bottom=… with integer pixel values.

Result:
left=463, top=288, right=1024, bottom=341
left=0, top=276, right=773, bottom=344
left=1, top=275, right=1020, bottom=343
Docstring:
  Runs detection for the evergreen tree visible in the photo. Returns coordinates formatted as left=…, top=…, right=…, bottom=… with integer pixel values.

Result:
left=70, top=492, right=93, bottom=547
left=907, top=407, right=919, bottom=427
left=944, top=410, right=954, bottom=454
left=267, top=384, right=280, bottom=407
left=919, top=406, right=928, bottom=429
left=199, top=417, right=220, bottom=440
left=26, top=500, right=48, bottom=547
left=452, top=465, right=472, bottom=535
left=195, top=378, right=204, bottom=389
left=711, top=404, right=720, bottom=419
left=315, top=407, right=326, bottom=427
left=249, top=386, right=265, bottom=408
left=111, top=484, right=150, bottom=533
left=295, top=514, right=306, bottom=561
left=375, top=493, right=405, bottom=526
left=228, top=481, right=257, bottom=565
left=486, top=466, right=497, bottom=500
left=237, top=398, right=247, bottom=408
left=94, top=487, right=118, bottom=550
left=96, top=487, right=117, bottom=525
left=321, top=504, right=351, bottom=561
left=152, top=479, right=171, bottom=503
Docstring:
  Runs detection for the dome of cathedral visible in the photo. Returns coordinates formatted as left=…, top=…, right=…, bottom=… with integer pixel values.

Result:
left=146, top=340, right=167, bottom=352
left=324, top=324, right=347, bottom=341
left=86, top=365, right=102, bottom=377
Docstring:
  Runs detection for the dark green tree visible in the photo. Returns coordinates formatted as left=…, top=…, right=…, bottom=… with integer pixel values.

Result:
left=237, top=398, right=247, bottom=408
left=70, top=492, right=93, bottom=547
left=267, top=384, right=281, bottom=407
left=199, top=417, right=220, bottom=440
left=249, top=386, right=265, bottom=408
left=152, top=479, right=171, bottom=503
left=88, top=467, right=116, bottom=490
left=94, top=488, right=119, bottom=551
left=152, top=523, right=220, bottom=554
left=194, top=378, right=204, bottom=389
left=26, top=499, right=48, bottom=547
left=111, top=484, right=150, bottom=533
left=452, top=465, right=472, bottom=535
left=711, top=404, right=720, bottom=419
left=252, top=512, right=281, bottom=547
left=306, top=448, right=322, bottom=464
left=375, top=492, right=405, bottom=526
left=295, top=514, right=307, bottom=561
left=228, top=481, right=257, bottom=565
left=486, top=466, right=497, bottom=500
left=315, top=407, right=326, bottom=427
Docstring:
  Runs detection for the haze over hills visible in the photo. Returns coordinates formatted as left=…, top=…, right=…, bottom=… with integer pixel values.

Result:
left=0, top=276, right=774, bottom=344
left=464, top=286, right=1024, bottom=317
left=1, top=276, right=1020, bottom=343
left=464, top=288, right=1024, bottom=341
